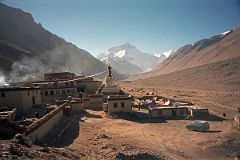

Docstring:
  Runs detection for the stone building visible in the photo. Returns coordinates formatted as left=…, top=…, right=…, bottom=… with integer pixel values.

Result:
left=0, top=86, right=41, bottom=114
left=104, top=95, right=132, bottom=114
left=149, top=106, right=189, bottom=119
left=34, top=75, right=102, bottom=103
left=44, top=72, right=77, bottom=81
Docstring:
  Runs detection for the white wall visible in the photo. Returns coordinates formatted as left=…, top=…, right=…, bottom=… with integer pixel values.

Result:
left=108, top=99, right=131, bottom=114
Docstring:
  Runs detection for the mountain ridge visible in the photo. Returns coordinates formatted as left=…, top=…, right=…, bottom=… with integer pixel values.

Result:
left=131, top=28, right=239, bottom=80
left=0, top=3, right=118, bottom=80
left=98, top=43, right=166, bottom=75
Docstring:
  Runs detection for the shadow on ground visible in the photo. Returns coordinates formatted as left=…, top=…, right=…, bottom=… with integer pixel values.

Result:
left=39, top=113, right=83, bottom=148
left=186, top=114, right=226, bottom=121
left=84, top=111, right=103, bottom=119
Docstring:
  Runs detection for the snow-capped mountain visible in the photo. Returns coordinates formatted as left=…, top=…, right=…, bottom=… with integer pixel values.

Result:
left=98, top=43, right=164, bottom=75
left=154, top=49, right=176, bottom=58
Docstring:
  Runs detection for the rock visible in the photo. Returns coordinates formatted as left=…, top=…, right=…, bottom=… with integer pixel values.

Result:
left=14, top=133, right=33, bottom=148
left=95, top=134, right=111, bottom=141
left=40, top=147, right=50, bottom=153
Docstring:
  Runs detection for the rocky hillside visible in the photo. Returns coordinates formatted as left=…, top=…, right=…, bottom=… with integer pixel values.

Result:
left=98, top=43, right=166, bottom=75
left=0, top=3, right=109, bottom=80
left=152, top=30, right=235, bottom=74
left=0, top=40, right=32, bottom=72
left=132, top=28, right=240, bottom=80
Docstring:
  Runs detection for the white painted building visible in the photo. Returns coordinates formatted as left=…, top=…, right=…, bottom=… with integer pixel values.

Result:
left=105, top=95, right=132, bottom=114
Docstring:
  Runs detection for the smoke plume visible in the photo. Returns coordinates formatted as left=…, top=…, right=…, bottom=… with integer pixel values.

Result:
left=8, top=44, right=104, bottom=83
left=0, top=70, right=7, bottom=86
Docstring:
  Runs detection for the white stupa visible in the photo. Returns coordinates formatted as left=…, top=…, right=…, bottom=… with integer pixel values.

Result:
left=101, top=65, right=120, bottom=96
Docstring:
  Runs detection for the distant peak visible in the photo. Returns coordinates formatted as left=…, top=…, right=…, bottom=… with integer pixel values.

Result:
left=221, top=30, right=232, bottom=36
left=124, top=42, right=131, bottom=46
left=120, top=42, right=136, bottom=48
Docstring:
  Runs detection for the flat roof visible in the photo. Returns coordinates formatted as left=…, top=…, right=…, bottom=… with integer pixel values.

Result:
left=44, top=72, right=76, bottom=75
left=0, top=86, right=40, bottom=91
left=149, top=106, right=188, bottom=110
left=107, top=95, right=132, bottom=101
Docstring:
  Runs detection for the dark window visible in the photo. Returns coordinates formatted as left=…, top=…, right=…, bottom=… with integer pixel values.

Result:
left=158, top=110, right=162, bottom=115
left=62, top=90, right=66, bottom=95
left=65, top=82, right=68, bottom=86
left=71, top=89, right=75, bottom=93
left=50, top=90, right=54, bottom=95
left=56, top=90, right=60, bottom=94
left=114, top=103, right=118, bottom=108
left=27, top=91, right=30, bottom=96
left=70, top=81, right=74, bottom=86
left=80, top=87, right=85, bottom=92
left=53, top=82, right=57, bottom=86
left=45, top=91, right=48, bottom=96
left=1, top=92, right=5, bottom=97
left=121, top=102, right=125, bottom=108
left=40, top=91, right=43, bottom=95
left=179, top=109, right=186, bottom=115
left=67, top=90, right=70, bottom=94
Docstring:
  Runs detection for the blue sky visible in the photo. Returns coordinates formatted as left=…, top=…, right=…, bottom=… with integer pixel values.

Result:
left=2, top=0, right=240, bottom=56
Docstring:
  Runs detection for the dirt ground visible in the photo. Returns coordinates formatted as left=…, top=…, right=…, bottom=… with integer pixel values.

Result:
left=46, top=107, right=239, bottom=160
left=119, top=82, right=240, bottom=118
left=30, top=82, right=239, bottom=160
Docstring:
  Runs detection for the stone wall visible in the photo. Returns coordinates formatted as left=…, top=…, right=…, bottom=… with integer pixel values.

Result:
left=25, top=102, right=69, bottom=143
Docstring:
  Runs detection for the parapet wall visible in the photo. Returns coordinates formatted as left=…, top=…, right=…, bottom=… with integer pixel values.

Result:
left=25, top=101, right=69, bottom=143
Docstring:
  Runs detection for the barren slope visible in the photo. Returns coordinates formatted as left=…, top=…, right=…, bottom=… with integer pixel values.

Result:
left=133, top=56, right=240, bottom=92
left=0, top=3, right=108, bottom=77
left=0, top=40, right=32, bottom=72
left=133, top=28, right=240, bottom=80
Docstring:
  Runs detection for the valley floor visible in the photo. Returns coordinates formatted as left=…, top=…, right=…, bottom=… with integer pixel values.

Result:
left=2, top=84, right=240, bottom=160
left=48, top=109, right=240, bottom=160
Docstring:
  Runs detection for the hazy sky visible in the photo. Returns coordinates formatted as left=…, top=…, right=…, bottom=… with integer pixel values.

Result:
left=2, top=0, right=240, bottom=56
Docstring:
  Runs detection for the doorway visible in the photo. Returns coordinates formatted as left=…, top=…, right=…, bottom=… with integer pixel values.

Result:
left=32, top=97, right=36, bottom=105
left=172, top=110, right=177, bottom=116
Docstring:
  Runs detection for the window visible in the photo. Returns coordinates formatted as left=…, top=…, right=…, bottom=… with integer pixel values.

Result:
left=50, top=90, right=54, bottom=95
left=65, top=82, right=68, bottom=86
left=67, top=89, right=70, bottom=94
left=70, top=81, right=74, bottom=86
left=36, top=90, right=38, bottom=95
left=1, top=92, right=5, bottom=98
left=121, top=102, right=125, bottom=108
left=71, top=89, right=75, bottom=93
left=44, top=91, right=48, bottom=96
left=40, top=91, right=43, bottom=95
left=27, top=91, right=30, bottom=96
left=114, top=103, right=118, bottom=108
left=53, top=82, right=57, bottom=87
left=179, top=109, right=186, bottom=115
left=62, top=90, right=66, bottom=95
left=56, top=90, right=60, bottom=95
left=158, top=110, right=162, bottom=115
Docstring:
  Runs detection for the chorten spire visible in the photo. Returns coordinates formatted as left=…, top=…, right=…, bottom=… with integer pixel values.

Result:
left=107, top=65, right=112, bottom=77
